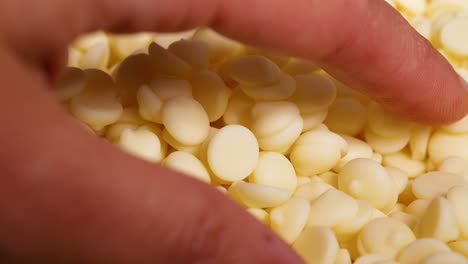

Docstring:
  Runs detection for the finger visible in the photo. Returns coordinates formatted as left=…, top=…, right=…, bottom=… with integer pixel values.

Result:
left=218, top=0, right=468, bottom=125
left=4, top=0, right=467, bottom=124
left=0, top=48, right=303, bottom=263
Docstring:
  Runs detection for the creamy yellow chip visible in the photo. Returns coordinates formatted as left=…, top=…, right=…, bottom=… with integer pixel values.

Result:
left=420, top=251, right=468, bottom=264
left=246, top=208, right=269, bottom=225
left=308, top=189, right=359, bottom=228
left=419, top=197, right=460, bottom=242
left=290, top=74, right=337, bottom=114
left=250, top=152, right=297, bottom=192
left=191, top=70, right=231, bottom=122
left=383, top=150, right=426, bottom=178
left=364, top=128, right=410, bottom=155
left=163, top=151, right=211, bottom=183
left=292, top=226, right=339, bottom=264
left=333, top=199, right=373, bottom=242
left=207, top=125, right=259, bottom=182
left=119, top=127, right=163, bottom=162
left=168, top=39, right=210, bottom=69
left=447, top=186, right=468, bottom=239
left=449, top=240, right=468, bottom=257
left=325, top=98, right=366, bottom=136
left=148, top=42, right=192, bottom=77
left=110, top=33, right=154, bottom=60
left=357, top=218, right=416, bottom=259
left=69, top=94, right=123, bottom=131
left=412, top=171, right=466, bottom=200
left=270, top=197, right=310, bottom=244
left=257, top=115, right=303, bottom=153
left=191, top=27, right=244, bottom=63
left=162, top=97, right=210, bottom=146
left=251, top=101, right=300, bottom=138
left=406, top=199, right=431, bottom=218
left=54, top=67, right=86, bottom=101
left=294, top=180, right=334, bottom=202
left=338, top=158, right=397, bottom=210
left=429, top=131, right=468, bottom=165
left=367, top=102, right=412, bottom=138
left=223, top=88, right=254, bottom=127
left=398, top=238, right=451, bottom=264
left=409, top=125, right=432, bottom=161
left=228, top=181, right=291, bottom=208
left=228, top=55, right=281, bottom=86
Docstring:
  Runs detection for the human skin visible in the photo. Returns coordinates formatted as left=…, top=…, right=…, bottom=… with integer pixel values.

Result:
left=0, top=0, right=466, bottom=263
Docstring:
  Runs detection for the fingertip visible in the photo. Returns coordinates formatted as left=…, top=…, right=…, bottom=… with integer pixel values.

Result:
left=415, top=48, right=468, bottom=125
left=400, top=69, right=468, bottom=126
left=445, top=76, right=468, bottom=124
left=443, top=75, right=468, bottom=124
left=457, top=75, right=468, bottom=99
left=375, top=78, right=468, bottom=126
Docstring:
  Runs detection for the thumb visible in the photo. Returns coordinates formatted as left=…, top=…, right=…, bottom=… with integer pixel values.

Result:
left=0, top=47, right=303, bottom=264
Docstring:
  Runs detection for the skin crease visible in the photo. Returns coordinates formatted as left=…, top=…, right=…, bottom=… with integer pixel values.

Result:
left=0, top=0, right=466, bottom=263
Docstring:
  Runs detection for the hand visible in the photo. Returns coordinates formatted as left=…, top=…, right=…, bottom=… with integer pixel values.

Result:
left=0, top=0, right=466, bottom=263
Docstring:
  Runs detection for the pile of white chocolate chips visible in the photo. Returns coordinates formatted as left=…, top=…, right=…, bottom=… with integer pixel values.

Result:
left=56, top=0, right=468, bottom=263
